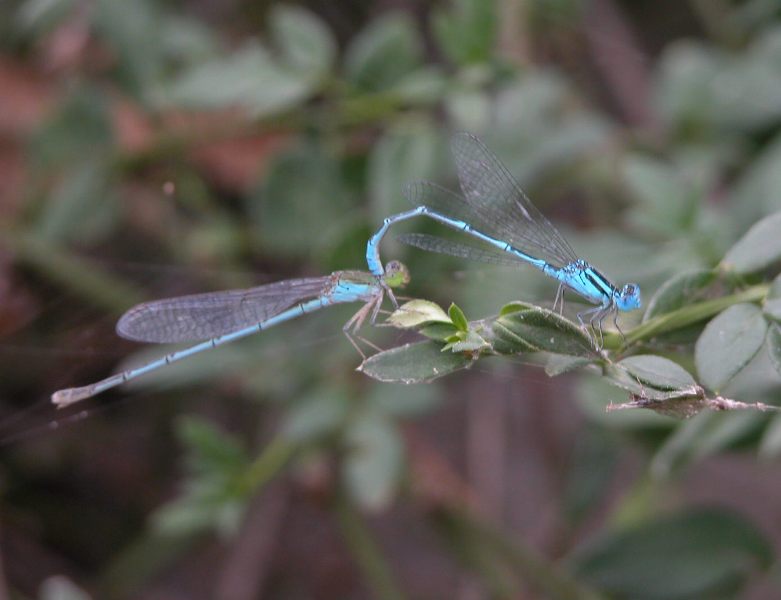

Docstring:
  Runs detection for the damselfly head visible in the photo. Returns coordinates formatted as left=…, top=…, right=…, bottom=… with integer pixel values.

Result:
left=616, top=283, right=641, bottom=311
left=384, top=260, right=410, bottom=288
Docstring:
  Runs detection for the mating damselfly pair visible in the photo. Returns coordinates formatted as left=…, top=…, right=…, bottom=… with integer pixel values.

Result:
left=52, top=133, right=641, bottom=407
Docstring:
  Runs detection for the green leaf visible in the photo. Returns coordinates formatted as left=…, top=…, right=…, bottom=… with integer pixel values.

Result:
left=759, top=412, right=781, bottom=459
left=721, top=212, right=781, bottom=275
left=386, top=300, right=451, bottom=329
left=695, top=303, right=768, bottom=392
left=444, top=329, right=490, bottom=353
left=432, top=0, right=496, bottom=65
left=359, top=340, right=474, bottom=383
left=493, top=306, right=594, bottom=356
left=175, top=416, right=247, bottom=472
left=420, top=322, right=461, bottom=341
left=93, top=0, right=165, bottom=94
left=29, top=86, right=113, bottom=169
left=162, top=44, right=313, bottom=116
left=448, top=303, right=469, bottom=331
left=282, top=388, right=349, bottom=443
left=35, top=158, right=118, bottom=244
left=343, top=410, right=403, bottom=511
left=617, top=355, right=697, bottom=391
left=368, top=125, right=442, bottom=223
left=344, top=13, right=422, bottom=92
left=623, top=155, right=699, bottom=236
left=643, top=269, right=716, bottom=322
left=252, top=142, right=352, bottom=259
left=545, top=354, right=594, bottom=377
left=767, top=324, right=781, bottom=376
left=762, top=274, right=781, bottom=322
left=572, top=509, right=772, bottom=600
left=368, top=384, right=440, bottom=417
left=270, top=5, right=335, bottom=77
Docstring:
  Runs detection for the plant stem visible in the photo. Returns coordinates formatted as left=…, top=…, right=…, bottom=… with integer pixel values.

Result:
left=239, top=436, right=296, bottom=495
left=623, top=284, right=768, bottom=347
left=334, top=491, right=406, bottom=600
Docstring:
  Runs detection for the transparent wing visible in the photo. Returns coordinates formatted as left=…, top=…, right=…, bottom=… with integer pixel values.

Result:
left=398, top=233, right=525, bottom=267
left=117, top=276, right=332, bottom=343
left=449, top=132, right=578, bottom=268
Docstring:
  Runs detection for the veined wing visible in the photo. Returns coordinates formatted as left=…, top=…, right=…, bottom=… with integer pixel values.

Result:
left=449, top=132, right=578, bottom=268
left=117, top=276, right=332, bottom=343
left=398, top=233, right=524, bottom=267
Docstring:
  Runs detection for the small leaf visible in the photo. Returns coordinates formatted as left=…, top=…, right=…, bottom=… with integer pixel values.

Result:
left=344, top=13, right=422, bottom=92
left=444, top=330, right=489, bottom=353
left=282, top=389, right=349, bottom=442
left=432, top=0, right=496, bottom=65
left=623, top=155, right=699, bottom=236
left=617, top=355, right=697, bottom=391
left=448, top=303, right=468, bottom=331
left=386, top=299, right=450, bottom=329
left=420, top=322, right=460, bottom=341
left=545, top=354, right=594, bottom=377
left=493, top=306, right=594, bottom=356
left=695, top=303, right=768, bottom=392
left=270, top=5, right=335, bottom=77
left=721, top=211, right=781, bottom=275
left=762, top=274, right=781, bottom=323
left=572, top=509, right=772, bottom=600
left=162, top=44, right=313, bottom=116
left=643, top=269, right=716, bottom=322
left=359, top=341, right=473, bottom=383
left=767, top=324, right=781, bottom=376
left=343, top=410, right=404, bottom=511
left=759, top=413, right=781, bottom=460
left=368, top=384, right=440, bottom=417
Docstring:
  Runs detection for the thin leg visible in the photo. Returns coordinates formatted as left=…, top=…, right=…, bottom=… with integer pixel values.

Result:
left=577, top=305, right=606, bottom=350
left=553, top=284, right=565, bottom=314
left=342, top=330, right=367, bottom=360
left=612, top=311, right=626, bottom=345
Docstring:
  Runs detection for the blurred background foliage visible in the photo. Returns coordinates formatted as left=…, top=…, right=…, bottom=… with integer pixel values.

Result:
left=2, top=0, right=781, bottom=598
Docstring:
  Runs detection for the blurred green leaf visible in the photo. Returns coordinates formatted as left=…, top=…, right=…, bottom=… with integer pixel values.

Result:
left=433, top=0, right=496, bottom=65
left=728, top=131, right=781, bottom=218
left=493, top=304, right=594, bottom=356
left=695, top=303, right=767, bottom=392
left=162, top=43, right=314, bottom=116
left=176, top=416, right=247, bottom=473
left=721, top=211, right=781, bottom=274
left=15, top=0, right=75, bottom=36
left=767, top=323, right=781, bottom=375
left=359, top=340, right=474, bottom=383
left=270, top=5, right=335, bottom=78
left=368, top=124, right=443, bottom=222
left=572, top=509, right=772, bottom=600
left=343, top=410, right=404, bottom=510
left=29, top=86, right=113, bottom=169
left=282, top=388, right=349, bottom=443
left=253, top=141, right=352, bottom=259
left=391, top=67, right=448, bottom=104
left=643, top=269, right=716, bottom=323
left=152, top=417, right=250, bottom=538
left=623, top=155, right=700, bottom=236
left=564, top=430, right=618, bottom=525
left=344, top=13, right=423, bottom=92
left=35, top=158, right=118, bottom=244
left=759, top=411, right=781, bottom=459
left=94, top=0, right=165, bottom=94
left=652, top=412, right=766, bottom=477
left=368, top=383, right=440, bottom=417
